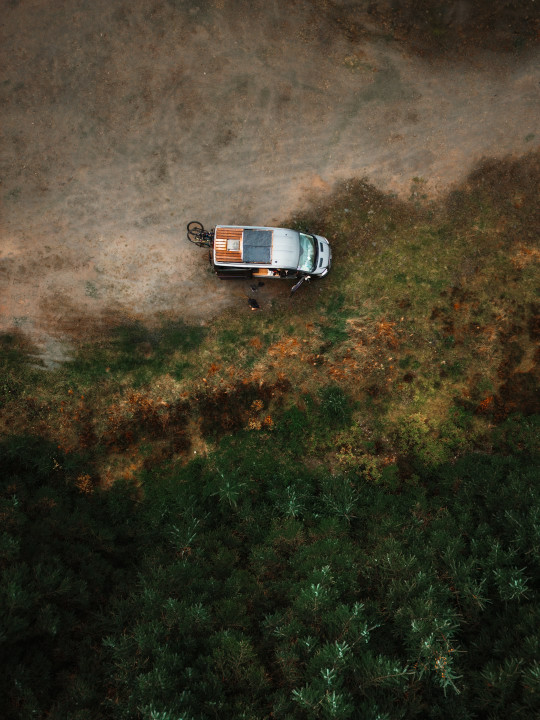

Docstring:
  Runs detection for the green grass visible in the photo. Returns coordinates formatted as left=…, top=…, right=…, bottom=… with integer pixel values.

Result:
left=64, top=318, right=207, bottom=387
left=0, top=332, right=45, bottom=408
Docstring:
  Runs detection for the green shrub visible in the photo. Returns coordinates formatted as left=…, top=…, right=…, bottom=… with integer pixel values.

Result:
left=318, top=385, right=353, bottom=427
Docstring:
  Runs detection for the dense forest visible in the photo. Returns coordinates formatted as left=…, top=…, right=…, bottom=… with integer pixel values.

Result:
left=1, top=153, right=539, bottom=719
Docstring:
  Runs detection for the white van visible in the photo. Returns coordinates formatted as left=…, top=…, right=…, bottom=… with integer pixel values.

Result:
left=211, top=225, right=332, bottom=280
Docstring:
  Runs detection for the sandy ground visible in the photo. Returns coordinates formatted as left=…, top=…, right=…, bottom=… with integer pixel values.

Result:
left=1, top=0, right=539, bottom=362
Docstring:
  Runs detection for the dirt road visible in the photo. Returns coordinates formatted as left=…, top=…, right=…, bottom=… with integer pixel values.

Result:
left=1, top=0, right=538, bottom=361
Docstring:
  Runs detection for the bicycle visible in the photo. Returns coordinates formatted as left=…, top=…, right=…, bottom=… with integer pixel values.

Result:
left=187, top=221, right=214, bottom=248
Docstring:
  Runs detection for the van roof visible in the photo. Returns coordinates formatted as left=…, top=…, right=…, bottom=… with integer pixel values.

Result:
left=213, top=225, right=300, bottom=269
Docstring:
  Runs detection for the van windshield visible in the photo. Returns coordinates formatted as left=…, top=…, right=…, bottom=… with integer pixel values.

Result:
left=298, top=233, right=316, bottom=273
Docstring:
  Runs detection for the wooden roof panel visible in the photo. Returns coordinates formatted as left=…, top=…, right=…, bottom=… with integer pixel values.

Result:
left=214, top=227, right=244, bottom=262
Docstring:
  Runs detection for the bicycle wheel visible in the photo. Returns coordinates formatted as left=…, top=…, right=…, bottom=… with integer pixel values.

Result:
left=187, top=220, right=204, bottom=244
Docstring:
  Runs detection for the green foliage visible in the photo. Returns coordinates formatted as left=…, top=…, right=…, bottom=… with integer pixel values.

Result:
left=0, top=435, right=142, bottom=720
left=93, top=444, right=539, bottom=719
left=2, top=156, right=539, bottom=719
left=3, top=418, right=540, bottom=719
left=318, top=385, right=353, bottom=427
left=277, top=404, right=310, bottom=446
left=65, top=319, right=206, bottom=385
left=394, top=414, right=451, bottom=470
left=493, top=413, right=540, bottom=456
left=0, top=332, right=42, bottom=408
left=317, top=293, right=351, bottom=345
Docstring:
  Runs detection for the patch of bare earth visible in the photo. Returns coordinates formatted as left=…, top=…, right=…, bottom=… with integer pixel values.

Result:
left=1, top=0, right=539, bottom=361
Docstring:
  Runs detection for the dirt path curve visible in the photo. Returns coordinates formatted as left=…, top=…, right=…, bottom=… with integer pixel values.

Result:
left=1, top=0, right=539, bottom=361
